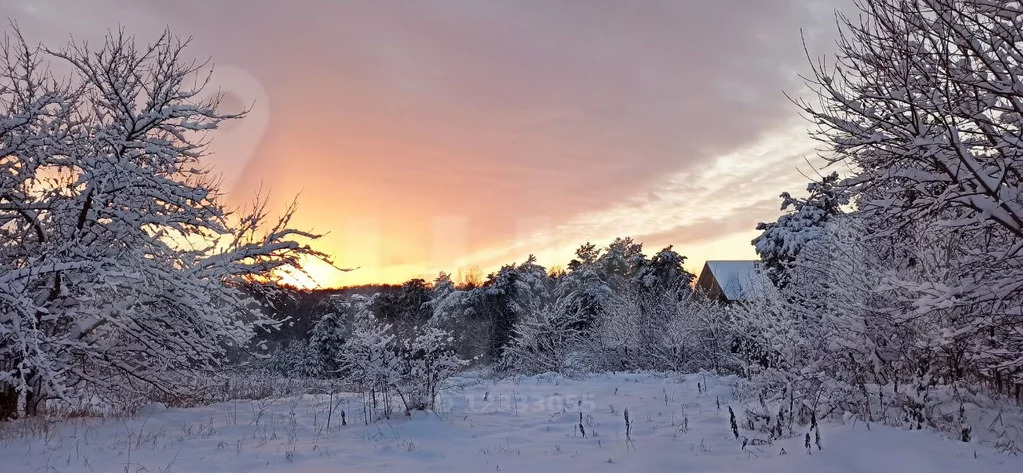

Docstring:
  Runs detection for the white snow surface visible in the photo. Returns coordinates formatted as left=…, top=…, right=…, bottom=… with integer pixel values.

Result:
left=1, top=372, right=1019, bottom=472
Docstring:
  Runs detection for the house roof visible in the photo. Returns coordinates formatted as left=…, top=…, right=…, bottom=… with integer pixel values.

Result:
left=696, top=260, right=758, bottom=301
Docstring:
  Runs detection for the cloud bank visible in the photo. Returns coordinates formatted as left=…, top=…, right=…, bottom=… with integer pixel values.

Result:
left=1, top=0, right=848, bottom=284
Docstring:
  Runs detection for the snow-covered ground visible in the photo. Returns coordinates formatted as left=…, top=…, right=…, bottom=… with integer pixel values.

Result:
left=1, top=372, right=1019, bottom=472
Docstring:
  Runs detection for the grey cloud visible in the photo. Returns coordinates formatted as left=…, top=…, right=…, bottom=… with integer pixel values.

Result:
left=0, top=0, right=851, bottom=278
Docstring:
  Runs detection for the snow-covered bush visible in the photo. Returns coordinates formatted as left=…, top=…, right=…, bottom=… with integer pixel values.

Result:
left=502, top=298, right=586, bottom=374
left=580, top=288, right=733, bottom=373
left=337, top=311, right=464, bottom=419
left=729, top=267, right=828, bottom=431
left=501, top=285, right=732, bottom=376
left=261, top=341, right=321, bottom=378
left=492, top=241, right=728, bottom=376
left=338, top=312, right=402, bottom=419
left=396, top=327, right=466, bottom=411
left=738, top=214, right=1023, bottom=446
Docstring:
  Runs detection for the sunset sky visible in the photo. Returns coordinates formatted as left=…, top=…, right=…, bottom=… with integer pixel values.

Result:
left=2, top=0, right=850, bottom=287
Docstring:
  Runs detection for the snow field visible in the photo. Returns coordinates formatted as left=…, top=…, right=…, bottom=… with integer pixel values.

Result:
left=1, top=372, right=1020, bottom=472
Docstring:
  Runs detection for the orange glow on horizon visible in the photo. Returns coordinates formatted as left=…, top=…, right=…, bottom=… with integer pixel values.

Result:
left=269, top=224, right=762, bottom=290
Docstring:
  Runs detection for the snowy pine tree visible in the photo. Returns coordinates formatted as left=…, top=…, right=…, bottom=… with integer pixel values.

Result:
left=753, top=172, right=846, bottom=286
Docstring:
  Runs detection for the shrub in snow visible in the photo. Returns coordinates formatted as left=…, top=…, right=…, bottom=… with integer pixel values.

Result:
left=338, top=311, right=464, bottom=420
left=338, top=312, right=402, bottom=419
left=501, top=298, right=586, bottom=375
left=396, top=326, right=466, bottom=411
left=488, top=240, right=732, bottom=376
left=262, top=341, right=321, bottom=378
left=736, top=214, right=1023, bottom=448
left=423, top=240, right=730, bottom=374
left=569, top=285, right=732, bottom=374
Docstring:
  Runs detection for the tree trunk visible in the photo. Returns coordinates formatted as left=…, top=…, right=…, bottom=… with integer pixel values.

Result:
left=0, top=385, right=17, bottom=420
left=24, top=371, right=45, bottom=417
left=0, top=356, right=18, bottom=420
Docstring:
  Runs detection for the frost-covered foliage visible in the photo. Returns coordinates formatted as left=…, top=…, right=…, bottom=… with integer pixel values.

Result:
left=338, top=312, right=402, bottom=418
left=397, top=326, right=466, bottom=411
left=501, top=297, right=586, bottom=374
left=732, top=0, right=1023, bottom=444
left=261, top=341, right=321, bottom=378
left=739, top=213, right=1023, bottom=445
left=722, top=3, right=1023, bottom=447
left=753, top=172, right=847, bottom=285
left=576, top=287, right=730, bottom=373
left=333, top=311, right=464, bottom=418
left=370, top=278, right=433, bottom=337
left=476, top=240, right=727, bottom=376
left=0, top=29, right=323, bottom=418
left=735, top=222, right=863, bottom=429
left=475, top=255, right=553, bottom=361
left=307, top=311, right=350, bottom=376
left=249, top=290, right=464, bottom=417
left=794, top=0, right=1023, bottom=398
left=423, top=255, right=556, bottom=364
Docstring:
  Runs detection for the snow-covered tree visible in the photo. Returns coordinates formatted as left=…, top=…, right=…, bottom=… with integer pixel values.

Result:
left=800, top=0, right=1023, bottom=396
left=430, top=272, right=455, bottom=301
left=338, top=311, right=401, bottom=418
left=597, top=237, right=645, bottom=288
left=567, top=242, right=600, bottom=273
left=555, top=238, right=647, bottom=335
left=631, top=245, right=694, bottom=295
left=263, top=340, right=319, bottom=378
left=0, top=29, right=323, bottom=417
left=753, top=172, right=847, bottom=285
left=425, top=282, right=486, bottom=361
left=308, top=311, right=350, bottom=376
left=734, top=221, right=857, bottom=428
left=475, top=255, right=553, bottom=362
left=370, top=278, right=432, bottom=337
